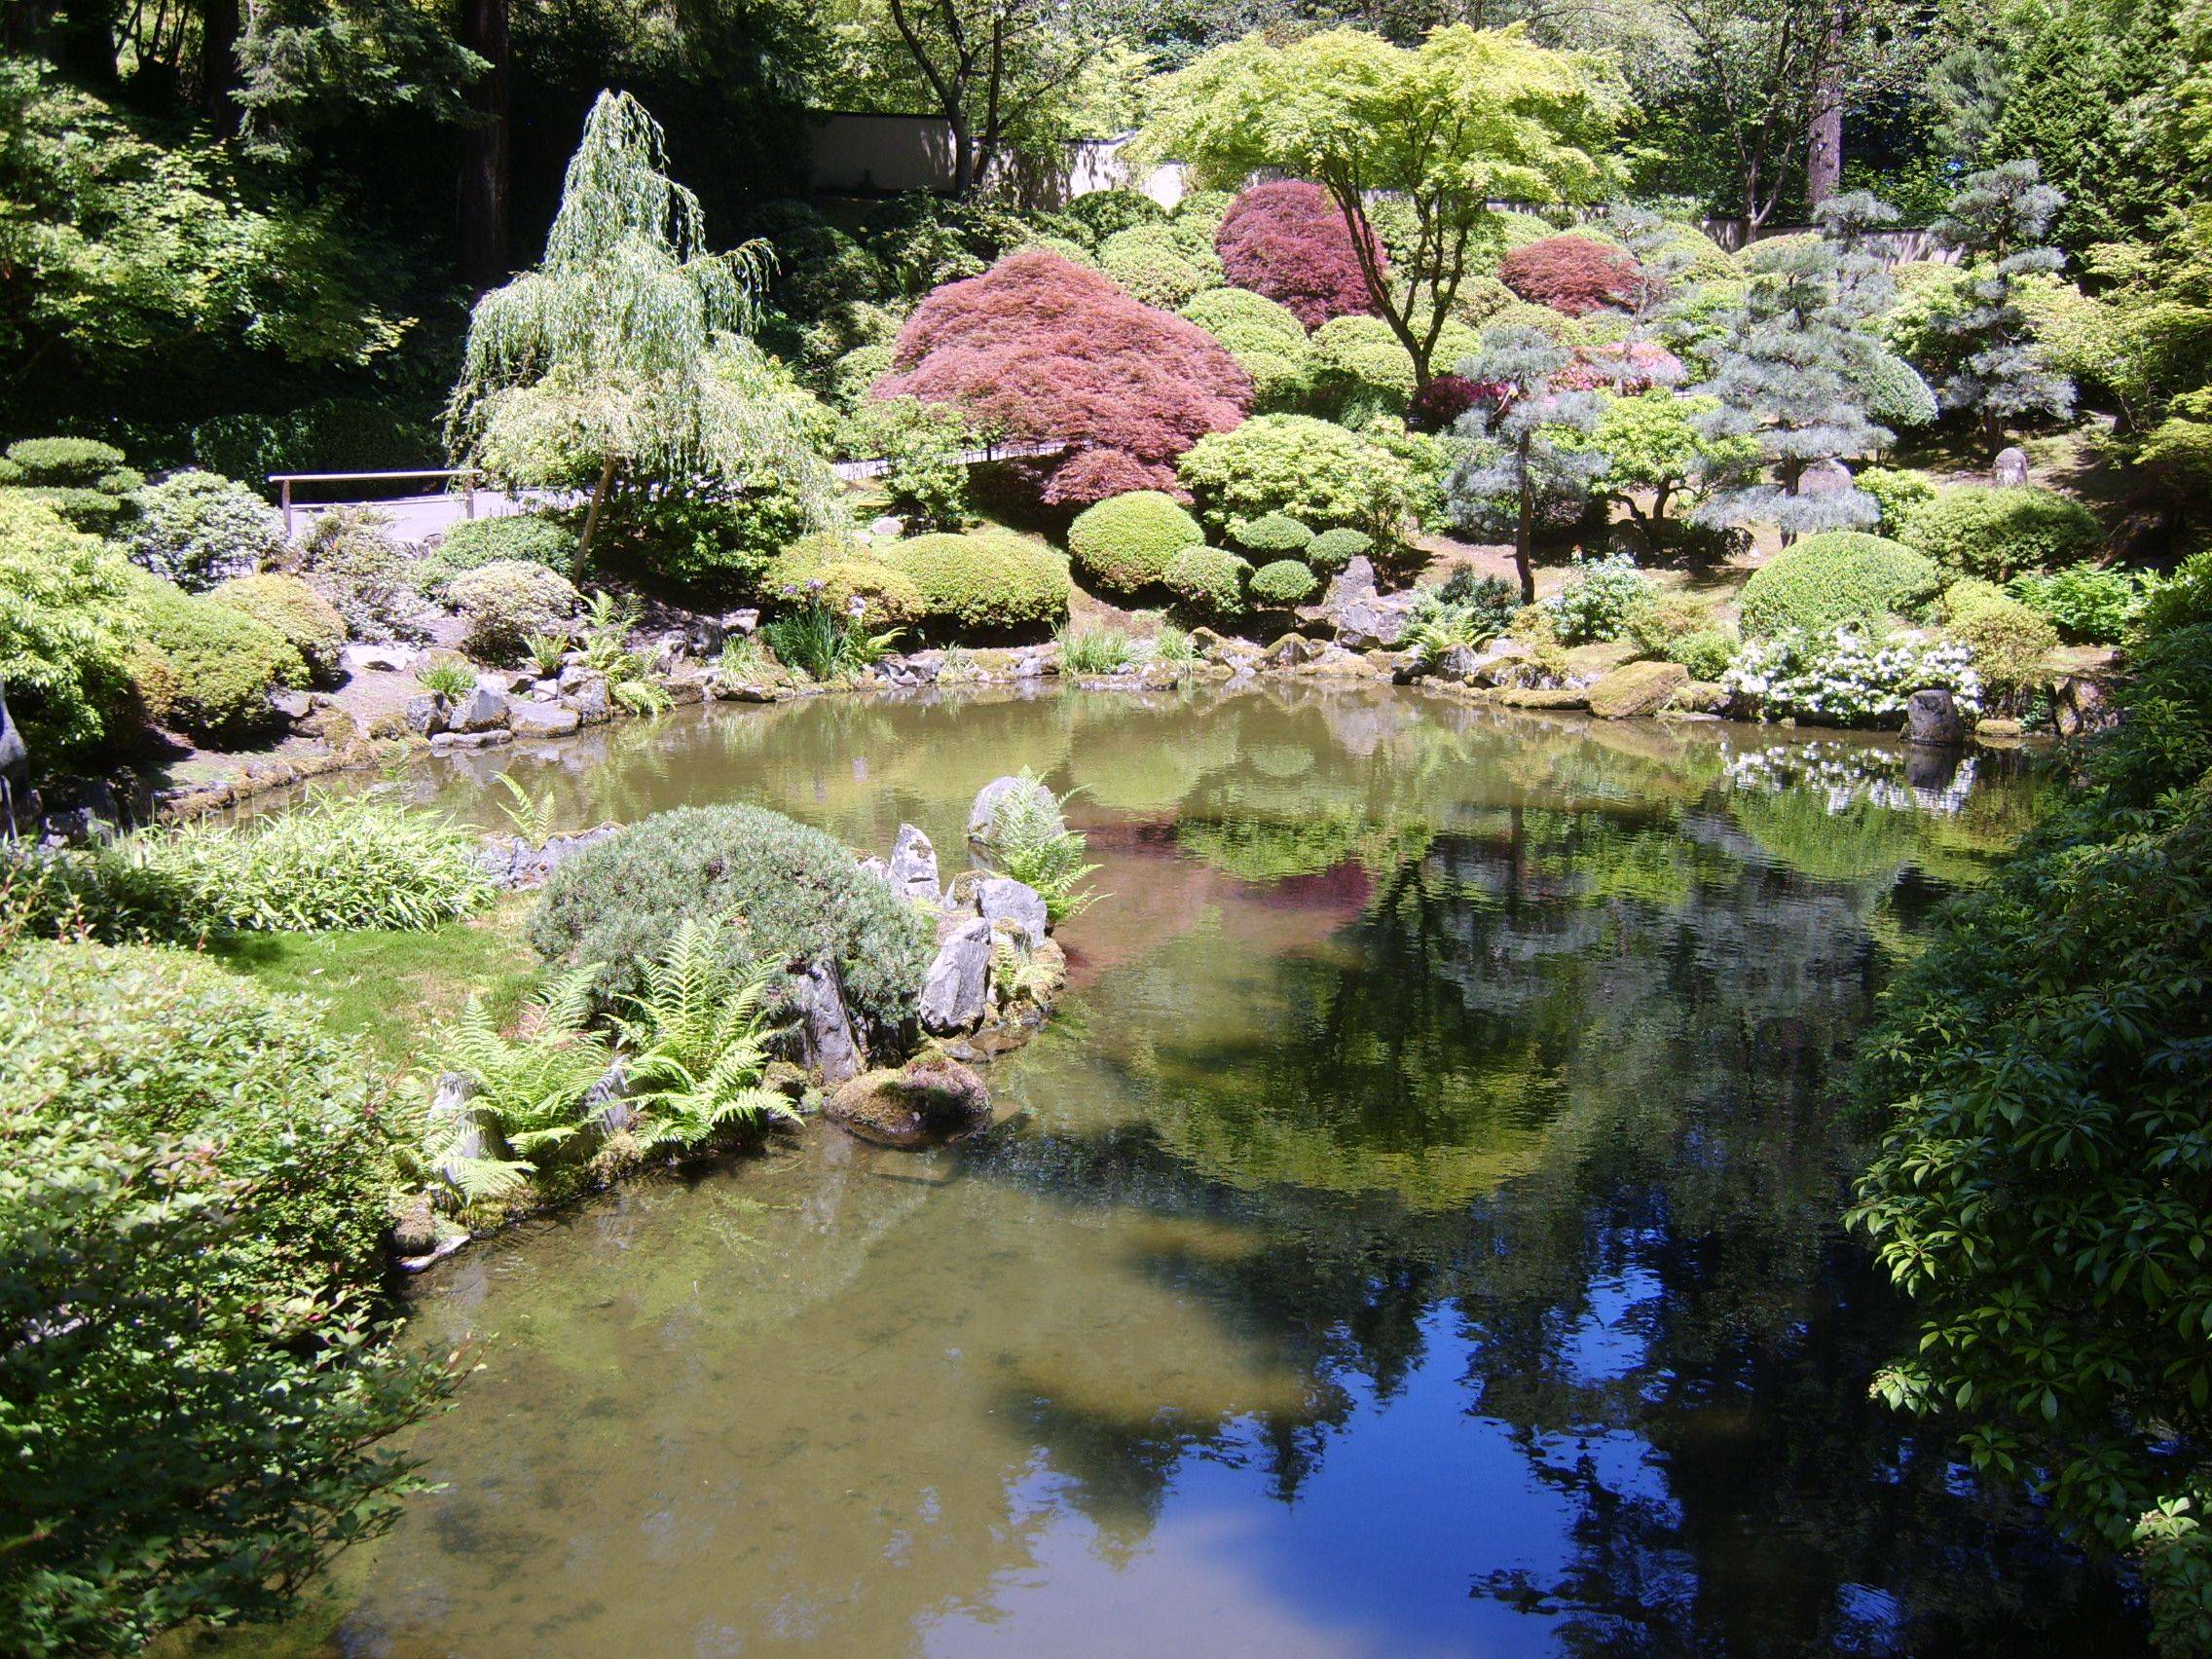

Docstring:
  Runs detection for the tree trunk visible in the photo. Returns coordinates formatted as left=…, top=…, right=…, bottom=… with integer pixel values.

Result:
left=576, top=456, right=617, bottom=578
left=1515, top=455, right=1536, bottom=606
left=948, top=109, right=975, bottom=196
left=1808, top=11, right=1845, bottom=210
left=457, top=0, right=511, bottom=290
left=203, top=0, right=241, bottom=134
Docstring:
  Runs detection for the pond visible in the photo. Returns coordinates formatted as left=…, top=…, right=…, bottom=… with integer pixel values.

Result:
left=304, top=686, right=2146, bottom=1654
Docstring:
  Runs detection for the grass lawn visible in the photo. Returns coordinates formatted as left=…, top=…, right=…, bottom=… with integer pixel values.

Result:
left=207, top=894, right=540, bottom=1073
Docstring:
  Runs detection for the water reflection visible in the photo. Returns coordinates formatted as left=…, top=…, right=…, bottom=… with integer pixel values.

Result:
left=300, top=687, right=2129, bottom=1656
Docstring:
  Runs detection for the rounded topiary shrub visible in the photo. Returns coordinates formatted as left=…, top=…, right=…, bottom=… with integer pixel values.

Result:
left=784, top=557, right=925, bottom=624
left=1231, top=512, right=1313, bottom=556
left=1306, top=527, right=1373, bottom=571
left=1737, top=532, right=1943, bottom=640
left=1064, top=188, right=1167, bottom=245
left=1164, top=545, right=1249, bottom=614
left=1497, top=234, right=1641, bottom=317
left=422, top=514, right=576, bottom=590
left=5, top=436, right=130, bottom=486
left=1066, top=491, right=1205, bottom=592
left=208, top=573, right=349, bottom=684
left=1177, top=414, right=1419, bottom=539
left=1935, top=578, right=2060, bottom=696
left=1249, top=559, right=1319, bottom=607
left=127, top=470, right=285, bottom=592
left=125, top=573, right=307, bottom=746
left=1903, top=484, right=2102, bottom=582
left=528, top=803, right=936, bottom=1045
left=1098, top=224, right=1219, bottom=310
left=884, top=531, right=1072, bottom=631
left=444, top=559, right=581, bottom=661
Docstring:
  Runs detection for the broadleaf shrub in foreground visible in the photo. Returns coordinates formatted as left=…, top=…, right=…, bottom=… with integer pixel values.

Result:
left=1848, top=562, right=2212, bottom=1649
left=528, top=803, right=935, bottom=1043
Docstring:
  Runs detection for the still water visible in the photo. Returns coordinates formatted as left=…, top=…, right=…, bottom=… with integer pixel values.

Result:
left=321, top=684, right=2142, bottom=1655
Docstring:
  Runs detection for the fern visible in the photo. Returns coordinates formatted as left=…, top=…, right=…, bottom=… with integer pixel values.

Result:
left=493, top=773, right=558, bottom=843
left=608, top=919, right=795, bottom=1153
left=986, top=769, right=1102, bottom=923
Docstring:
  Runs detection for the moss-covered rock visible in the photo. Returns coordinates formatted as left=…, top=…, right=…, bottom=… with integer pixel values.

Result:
left=825, top=1055, right=992, bottom=1148
left=1588, top=660, right=1689, bottom=719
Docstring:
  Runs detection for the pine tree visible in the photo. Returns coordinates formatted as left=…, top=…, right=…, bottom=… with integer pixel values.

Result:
left=444, top=91, right=830, bottom=572
left=1929, top=159, right=2078, bottom=457
left=1444, top=325, right=1610, bottom=604
left=1692, top=192, right=1899, bottom=542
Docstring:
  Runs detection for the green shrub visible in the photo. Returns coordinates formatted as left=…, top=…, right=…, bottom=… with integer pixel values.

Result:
left=1177, top=287, right=1311, bottom=408
left=793, top=558, right=924, bottom=624
left=0, top=937, right=440, bottom=1655
left=1306, top=527, right=1373, bottom=571
left=1163, top=545, right=1249, bottom=613
left=1623, top=590, right=1711, bottom=659
left=528, top=803, right=935, bottom=1043
left=127, top=469, right=285, bottom=591
left=1249, top=558, right=1319, bottom=606
left=4, top=436, right=129, bottom=486
left=840, top=394, right=976, bottom=535
left=831, top=343, right=897, bottom=408
left=209, top=573, right=349, bottom=683
left=2009, top=562, right=2152, bottom=644
left=1857, top=465, right=1938, bottom=537
left=299, top=506, right=420, bottom=641
left=1065, top=188, right=1167, bottom=245
left=1177, top=414, right=1419, bottom=541
left=1231, top=511, right=1313, bottom=555
left=421, top=514, right=576, bottom=590
left=0, top=494, right=134, bottom=759
left=445, top=559, right=581, bottom=661
left=1066, top=491, right=1205, bottom=592
left=1670, top=628, right=1738, bottom=680
left=884, top=531, right=1072, bottom=631
left=189, top=395, right=432, bottom=482
left=1935, top=578, right=2060, bottom=697
left=1902, top=484, right=2103, bottom=581
left=1542, top=550, right=1653, bottom=644
left=1737, top=532, right=1943, bottom=639
left=124, top=571, right=306, bottom=746
left=1099, top=223, right=1219, bottom=309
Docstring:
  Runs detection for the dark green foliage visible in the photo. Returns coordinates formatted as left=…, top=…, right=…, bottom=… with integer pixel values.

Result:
left=1437, top=567, right=1520, bottom=631
left=528, top=804, right=935, bottom=1044
left=1163, top=544, right=1249, bottom=613
left=0, top=937, right=443, bottom=1656
left=0, top=495, right=134, bottom=761
left=1849, top=558, right=2212, bottom=1649
left=1306, top=527, right=1373, bottom=570
left=2010, top=563, right=2152, bottom=643
left=1925, top=161, right=2075, bottom=449
left=1063, top=189, right=1168, bottom=246
left=420, top=515, right=578, bottom=591
left=592, top=483, right=817, bottom=599
left=189, top=397, right=435, bottom=484
left=1737, top=531, right=1942, bottom=638
left=1066, top=491, right=1204, bottom=592
left=1903, top=485, right=2103, bottom=581
left=1249, top=558, right=1319, bottom=606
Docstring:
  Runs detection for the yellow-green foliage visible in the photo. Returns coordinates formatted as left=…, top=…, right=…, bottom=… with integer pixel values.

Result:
left=1164, top=544, right=1249, bottom=613
left=1309, top=314, right=1479, bottom=406
left=1250, top=558, right=1319, bottom=605
left=1935, top=578, right=2060, bottom=693
left=1178, top=287, right=1311, bottom=407
left=1737, top=532, right=1943, bottom=640
left=884, top=531, right=1073, bottom=630
left=1903, top=485, right=2104, bottom=582
left=123, top=569, right=306, bottom=746
left=445, top=559, right=582, bottom=661
left=209, top=573, right=349, bottom=684
left=1066, top=491, right=1205, bottom=592
left=0, top=493, right=134, bottom=757
left=1099, top=223, right=1221, bottom=309
left=762, top=533, right=926, bottom=621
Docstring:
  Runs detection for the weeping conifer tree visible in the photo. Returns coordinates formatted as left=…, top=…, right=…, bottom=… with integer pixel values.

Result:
left=444, top=90, right=831, bottom=575
left=1443, top=325, right=1609, bottom=604
left=1928, top=159, right=2077, bottom=458
left=1692, top=193, right=1899, bottom=543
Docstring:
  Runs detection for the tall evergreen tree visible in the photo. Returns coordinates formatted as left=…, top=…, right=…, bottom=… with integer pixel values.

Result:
left=1692, top=191, right=1897, bottom=541
left=1444, top=324, right=1610, bottom=604
left=1928, top=158, right=2077, bottom=457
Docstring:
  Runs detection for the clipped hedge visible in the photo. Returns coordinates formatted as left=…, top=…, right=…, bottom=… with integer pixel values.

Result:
left=528, top=803, right=935, bottom=1043
left=1099, top=224, right=1221, bottom=309
left=4, top=436, right=130, bottom=486
left=1066, top=491, right=1205, bottom=592
left=1903, top=484, right=2103, bottom=582
left=209, top=573, right=349, bottom=684
left=421, top=514, right=576, bottom=590
left=884, top=531, right=1072, bottom=630
left=1306, top=527, right=1373, bottom=571
left=124, top=571, right=306, bottom=746
left=445, top=559, right=581, bottom=661
left=1250, top=559, right=1319, bottom=606
left=1935, top=578, right=2059, bottom=695
left=1177, top=287, right=1311, bottom=408
left=1164, top=545, right=1249, bottom=613
left=1177, top=414, right=1419, bottom=540
left=1231, top=512, right=1312, bottom=555
left=1737, top=532, right=1943, bottom=640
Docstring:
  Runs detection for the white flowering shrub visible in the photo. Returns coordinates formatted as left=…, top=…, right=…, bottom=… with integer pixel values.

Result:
left=1722, top=628, right=1981, bottom=726
left=1541, top=549, right=1651, bottom=644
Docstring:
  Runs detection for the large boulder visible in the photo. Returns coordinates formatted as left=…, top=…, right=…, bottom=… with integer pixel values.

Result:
left=1312, top=556, right=1419, bottom=649
left=508, top=701, right=581, bottom=738
left=888, top=823, right=940, bottom=903
left=0, top=680, right=28, bottom=781
left=1903, top=686, right=1969, bottom=748
left=792, top=957, right=866, bottom=1085
left=1587, top=660, right=1689, bottom=719
left=977, top=876, right=1049, bottom=949
left=825, top=1055, right=991, bottom=1148
left=403, top=692, right=448, bottom=737
left=451, top=684, right=510, bottom=733
left=919, top=916, right=994, bottom=1034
